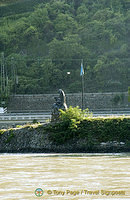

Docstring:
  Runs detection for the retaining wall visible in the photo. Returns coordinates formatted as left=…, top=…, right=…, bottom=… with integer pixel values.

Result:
left=7, top=92, right=129, bottom=112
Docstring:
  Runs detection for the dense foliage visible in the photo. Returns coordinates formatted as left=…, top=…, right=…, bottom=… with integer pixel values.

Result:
left=0, top=0, right=129, bottom=95
left=45, top=107, right=130, bottom=146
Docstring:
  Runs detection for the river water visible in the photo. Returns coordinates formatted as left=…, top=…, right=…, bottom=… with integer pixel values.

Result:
left=0, top=153, right=129, bottom=200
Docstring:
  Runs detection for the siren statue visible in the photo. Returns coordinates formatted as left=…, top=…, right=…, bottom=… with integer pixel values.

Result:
left=51, top=89, right=67, bottom=121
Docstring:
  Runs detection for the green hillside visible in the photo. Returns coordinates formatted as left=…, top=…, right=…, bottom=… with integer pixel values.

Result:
left=0, top=0, right=129, bottom=97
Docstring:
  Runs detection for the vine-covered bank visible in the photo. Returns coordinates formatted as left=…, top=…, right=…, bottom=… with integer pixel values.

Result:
left=0, top=107, right=130, bottom=153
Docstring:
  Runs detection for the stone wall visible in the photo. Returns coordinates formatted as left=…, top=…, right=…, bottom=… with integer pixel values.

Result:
left=7, top=92, right=129, bottom=112
left=0, top=123, right=129, bottom=153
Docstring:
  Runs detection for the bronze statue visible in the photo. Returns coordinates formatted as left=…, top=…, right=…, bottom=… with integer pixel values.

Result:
left=51, top=89, right=67, bottom=121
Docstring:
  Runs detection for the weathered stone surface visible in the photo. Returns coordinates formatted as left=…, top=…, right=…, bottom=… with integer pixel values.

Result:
left=0, top=125, right=129, bottom=153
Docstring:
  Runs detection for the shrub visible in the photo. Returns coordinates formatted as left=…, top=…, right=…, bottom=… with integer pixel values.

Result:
left=45, top=106, right=92, bottom=144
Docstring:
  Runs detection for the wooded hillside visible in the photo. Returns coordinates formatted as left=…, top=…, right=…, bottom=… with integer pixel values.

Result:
left=0, top=0, right=129, bottom=95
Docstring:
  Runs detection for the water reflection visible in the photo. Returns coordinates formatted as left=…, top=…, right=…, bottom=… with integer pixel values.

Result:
left=0, top=153, right=130, bottom=200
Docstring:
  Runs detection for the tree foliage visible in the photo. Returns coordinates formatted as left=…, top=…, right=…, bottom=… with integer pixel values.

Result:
left=0, top=0, right=129, bottom=94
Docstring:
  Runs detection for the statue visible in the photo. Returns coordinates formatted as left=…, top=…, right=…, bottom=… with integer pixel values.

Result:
left=51, top=89, right=67, bottom=121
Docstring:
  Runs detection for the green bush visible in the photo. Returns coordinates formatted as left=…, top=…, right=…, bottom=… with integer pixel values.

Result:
left=45, top=106, right=92, bottom=144
left=59, top=106, right=92, bottom=129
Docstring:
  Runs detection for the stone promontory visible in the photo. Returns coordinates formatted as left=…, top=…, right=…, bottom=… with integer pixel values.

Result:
left=0, top=122, right=129, bottom=153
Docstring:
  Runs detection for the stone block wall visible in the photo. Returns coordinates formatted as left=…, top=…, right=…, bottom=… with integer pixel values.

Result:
left=7, top=92, right=129, bottom=112
left=67, top=92, right=129, bottom=110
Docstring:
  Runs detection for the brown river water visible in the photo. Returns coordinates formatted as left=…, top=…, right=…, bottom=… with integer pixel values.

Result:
left=0, top=153, right=130, bottom=200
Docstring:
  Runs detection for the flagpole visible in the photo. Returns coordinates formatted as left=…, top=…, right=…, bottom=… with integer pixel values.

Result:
left=81, top=59, right=84, bottom=110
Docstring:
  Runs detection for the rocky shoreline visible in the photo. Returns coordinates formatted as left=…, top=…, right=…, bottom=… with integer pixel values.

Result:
left=0, top=124, right=129, bottom=153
